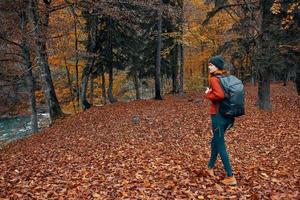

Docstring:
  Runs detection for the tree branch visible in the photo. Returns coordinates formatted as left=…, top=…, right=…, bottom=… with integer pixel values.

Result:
left=202, top=2, right=257, bottom=25
left=50, top=4, right=68, bottom=13
left=0, top=36, right=22, bottom=48
left=0, top=59, right=22, bottom=63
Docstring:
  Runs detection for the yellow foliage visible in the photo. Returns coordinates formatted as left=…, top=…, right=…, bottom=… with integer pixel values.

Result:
left=183, top=1, right=236, bottom=90
left=271, top=1, right=299, bottom=29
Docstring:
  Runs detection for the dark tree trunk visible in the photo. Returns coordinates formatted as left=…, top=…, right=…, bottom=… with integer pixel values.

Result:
left=107, top=16, right=117, bottom=103
left=29, top=0, right=62, bottom=121
left=89, top=74, right=94, bottom=105
left=155, top=1, right=163, bottom=100
left=172, top=68, right=179, bottom=94
left=64, top=58, right=76, bottom=113
left=21, top=42, right=38, bottom=133
left=179, top=44, right=184, bottom=96
left=20, top=5, right=38, bottom=133
left=256, top=0, right=274, bottom=111
left=178, top=0, right=184, bottom=96
left=133, top=71, right=141, bottom=100
left=66, top=0, right=80, bottom=108
left=296, top=71, right=300, bottom=95
left=282, top=68, right=289, bottom=86
left=251, top=55, right=256, bottom=85
left=74, top=13, right=80, bottom=108
left=107, top=65, right=117, bottom=103
left=81, top=59, right=94, bottom=109
left=257, top=67, right=272, bottom=111
left=101, top=68, right=107, bottom=104
left=172, top=45, right=179, bottom=94
left=80, top=11, right=97, bottom=109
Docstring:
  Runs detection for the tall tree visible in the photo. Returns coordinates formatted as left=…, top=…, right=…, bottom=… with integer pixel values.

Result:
left=80, top=8, right=97, bottom=109
left=29, top=0, right=63, bottom=120
left=20, top=2, right=38, bottom=132
left=155, top=0, right=163, bottom=100
left=178, top=0, right=184, bottom=96
left=107, top=16, right=118, bottom=103
left=0, top=0, right=39, bottom=132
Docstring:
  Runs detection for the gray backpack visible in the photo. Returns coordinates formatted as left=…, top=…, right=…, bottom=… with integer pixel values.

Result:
left=217, top=75, right=245, bottom=117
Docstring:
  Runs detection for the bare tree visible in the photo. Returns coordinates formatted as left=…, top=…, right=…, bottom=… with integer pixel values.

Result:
left=155, top=0, right=163, bottom=100
left=29, top=0, right=63, bottom=121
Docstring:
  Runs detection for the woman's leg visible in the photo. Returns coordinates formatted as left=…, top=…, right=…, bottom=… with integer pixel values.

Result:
left=208, top=115, right=218, bottom=169
left=216, top=115, right=233, bottom=177
left=208, top=135, right=218, bottom=168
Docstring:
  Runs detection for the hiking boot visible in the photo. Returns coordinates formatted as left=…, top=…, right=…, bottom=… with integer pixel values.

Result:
left=206, top=168, right=215, bottom=177
left=221, top=176, right=237, bottom=186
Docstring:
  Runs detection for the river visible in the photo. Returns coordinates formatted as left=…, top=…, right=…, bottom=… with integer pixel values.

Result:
left=0, top=113, right=50, bottom=146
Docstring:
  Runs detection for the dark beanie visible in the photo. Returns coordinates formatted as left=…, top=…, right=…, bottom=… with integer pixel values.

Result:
left=209, top=55, right=224, bottom=70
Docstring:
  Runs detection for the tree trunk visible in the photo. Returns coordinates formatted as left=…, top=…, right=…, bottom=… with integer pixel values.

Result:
left=74, top=13, right=80, bottom=108
left=21, top=42, right=38, bottom=133
left=89, top=74, right=94, bottom=105
left=80, top=10, right=97, bottom=109
left=296, top=71, right=300, bottom=95
left=20, top=5, right=38, bottom=133
left=107, top=16, right=117, bottom=103
left=282, top=68, right=289, bottom=86
left=66, top=0, right=80, bottom=108
left=257, top=67, right=272, bottom=111
left=108, top=65, right=117, bottom=103
left=256, top=0, right=274, bottom=111
left=64, top=58, right=76, bottom=113
left=155, top=1, right=163, bottom=100
left=251, top=62, right=256, bottom=85
left=81, top=59, right=94, bottom=109
left=172, top=68, right=179, bottom=94
left=133, top=71, right=141, bottom=99
left=178, top=0, right=184, bottom=96
left=29, top=0, right=62, bottom=121
left=179, top=44, right=184, bottom=96
left=172, top=45, right=179, bottom=94
left=101, top=68, right=107, bottom=104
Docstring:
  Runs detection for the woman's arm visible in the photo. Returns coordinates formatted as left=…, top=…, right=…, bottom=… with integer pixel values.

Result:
left=206, top=77, right=225, bottom=101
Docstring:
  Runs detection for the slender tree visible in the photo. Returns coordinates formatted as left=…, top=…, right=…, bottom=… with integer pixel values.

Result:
left=155, top=0, right=163, bottom=100
left=29, top=0, right=63, bottom=120
left=80, top=9, right=97, bottom=109
left=0, top=0, right=38, bottom=132
left=20, top=4, right=38, bottom=132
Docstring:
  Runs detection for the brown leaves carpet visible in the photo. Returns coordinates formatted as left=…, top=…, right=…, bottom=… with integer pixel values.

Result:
left=0, top=83, right=299, bottom=199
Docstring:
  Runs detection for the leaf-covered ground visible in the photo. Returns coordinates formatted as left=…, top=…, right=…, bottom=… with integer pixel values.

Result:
left=0, top=83, right=299, bottom=199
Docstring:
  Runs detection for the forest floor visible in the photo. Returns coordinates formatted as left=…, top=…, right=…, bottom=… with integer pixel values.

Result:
left=0, top=83, right=299, bottom=199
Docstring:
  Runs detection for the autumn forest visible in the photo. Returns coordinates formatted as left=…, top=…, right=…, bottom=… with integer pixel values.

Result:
left=0, top=0, right=299, bottom=199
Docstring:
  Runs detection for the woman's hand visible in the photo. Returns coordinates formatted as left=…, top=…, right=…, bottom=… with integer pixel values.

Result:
left=205, top=87, right=211, bottom=94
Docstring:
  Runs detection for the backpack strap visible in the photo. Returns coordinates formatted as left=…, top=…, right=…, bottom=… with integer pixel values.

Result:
left=215, top=75, right=228, bottom=98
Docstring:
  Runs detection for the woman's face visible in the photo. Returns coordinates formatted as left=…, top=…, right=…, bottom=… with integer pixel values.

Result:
left=208, top=63, right=218, bottom=73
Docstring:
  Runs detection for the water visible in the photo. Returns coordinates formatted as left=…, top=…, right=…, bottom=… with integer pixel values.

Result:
left=0, top=113, right=50, bottom=144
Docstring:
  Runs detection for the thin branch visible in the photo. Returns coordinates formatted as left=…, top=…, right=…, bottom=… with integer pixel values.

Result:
left=0, top=51, right=23, bottom=58
left=50, top=4, right=68, bottom=13
left=0, top=59, right=22, bottom=63
left=224, top=8, right=240, bottom=24
left=51, top=34, right=64, bottom=39
left=202, top=2, right=258, bottom=25
left=0, top=36, right=22, bottom=48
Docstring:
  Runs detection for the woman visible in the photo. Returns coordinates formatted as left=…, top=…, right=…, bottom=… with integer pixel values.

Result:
left=205, top=55, right=237, bottom=186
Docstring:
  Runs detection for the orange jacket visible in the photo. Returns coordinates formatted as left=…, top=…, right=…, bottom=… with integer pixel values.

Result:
left=206, top=76, right=225, bottom=115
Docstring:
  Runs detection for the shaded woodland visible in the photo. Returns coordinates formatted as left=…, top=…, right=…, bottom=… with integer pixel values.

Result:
left=0, top=0, right=299, bottom=130
left=0, top=1, right=300, bottom=199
